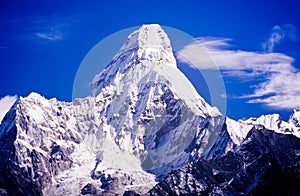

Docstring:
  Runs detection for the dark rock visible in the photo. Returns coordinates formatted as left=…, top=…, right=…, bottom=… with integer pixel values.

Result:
left=148, top=127, right=300, bottom=195
left=81, top=183, right=99, bottom=195
left=123, top=190, right=141, bottom=196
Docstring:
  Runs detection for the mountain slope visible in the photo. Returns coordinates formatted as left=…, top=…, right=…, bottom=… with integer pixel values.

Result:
left=148, top=125, right=300, bottom=195
left=87, top=24, right=250, bottom=177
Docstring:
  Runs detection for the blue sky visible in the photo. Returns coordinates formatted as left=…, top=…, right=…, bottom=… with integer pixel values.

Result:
left=1, top=0, right=300, bottom=120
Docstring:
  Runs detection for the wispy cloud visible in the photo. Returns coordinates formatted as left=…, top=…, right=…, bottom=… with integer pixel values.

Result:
left=177, top=33, right=300, bottom=110
left=244, top=72, right=300, bottom=109
left=2, top=15, right=79, bottom=42
left=262, top=24, right=297, bottom=52
left=35, top=29, right=63, bottom=41
left=0, top=95, right=17, bottom=123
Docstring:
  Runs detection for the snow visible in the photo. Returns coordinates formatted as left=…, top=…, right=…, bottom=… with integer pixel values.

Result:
left=292, top=109, right=300, bottom=120
left=243, top=113, right=300, bottom=138
left=0, top=95, right=17, bottom=123
left=114, top=24, right=176, bottom=68
left=44, top=142, right=96, bottom=196
left=102, top=139, right=141, bottom=170
left=289, top=109, right=300, bottom=128
left=151, top=61, right=221, bottom=117
left=226, top=117, right=253, bottom=145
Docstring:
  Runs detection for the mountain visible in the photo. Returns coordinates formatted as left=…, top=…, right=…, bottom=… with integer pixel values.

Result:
left=0, top=24, right=299, bottom=196
left=149, top=125, right=300, bottom=195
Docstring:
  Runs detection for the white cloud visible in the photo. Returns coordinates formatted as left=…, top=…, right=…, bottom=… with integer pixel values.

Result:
left=177, top=36, right=300, bottom=110
left=262, top=24, right=298, bottom=52
left=4, top=15, right=79, bottom=42
left=35, top=29, right=63, bottom=41
left=244, top=72, right=300, bottom=109
left=33, top=18, right=68, bottom=41
left=0, top=95, right=17, bottom=123
left=177, top=37, right=294, bottom=75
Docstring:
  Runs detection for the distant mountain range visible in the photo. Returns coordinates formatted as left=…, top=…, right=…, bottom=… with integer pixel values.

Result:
left=0, top=24, right=299, bottom=196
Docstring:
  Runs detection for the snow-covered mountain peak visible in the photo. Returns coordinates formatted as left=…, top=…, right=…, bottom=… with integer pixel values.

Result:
left=22, top=92, right=56, bottom=105
left=243, top=112, right=300, bottom=138
left=27, top=91, right=42, bottom=98
left=243, top=113, right=282, bottom=128
left=91, top=24, right=220, bottom=117
left=113, top=24, right=176, bottom=67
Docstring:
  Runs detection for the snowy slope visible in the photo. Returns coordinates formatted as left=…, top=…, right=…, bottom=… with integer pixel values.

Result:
left=0, top=92, right=156, bottom=195
left=89, top=24, right=248, bottom=175
left=0, top=95, right=17, bottom=123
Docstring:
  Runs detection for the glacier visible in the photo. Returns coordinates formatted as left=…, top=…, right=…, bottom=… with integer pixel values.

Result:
left=0, top=24, right=299, bottom=196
